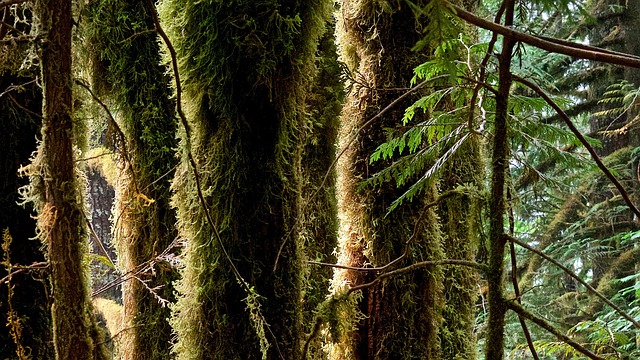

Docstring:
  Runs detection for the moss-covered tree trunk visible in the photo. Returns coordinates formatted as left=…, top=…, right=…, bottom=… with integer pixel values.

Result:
left=86, top=1, right=179, bottom=358
left=162, top=0, right=332, bottom=358
left=333, top=1, right=445, bottom=358
left=300, top=17, right=344, bottom=358
left=438, top=137, right=482, bottom=359
left=32, top=0, right=107, bottom=358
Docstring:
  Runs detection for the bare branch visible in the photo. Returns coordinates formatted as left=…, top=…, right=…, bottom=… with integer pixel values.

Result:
left=507, top=235, right=640, bottom=330
left=514, top=75, right=640, bottom=220
left=75, top=79, right=141, bottom=193
left=347, top=259, right=487, bottom=294
left=0, top=262, right=48, bottom=286
left=507, top=301, right=605, bottom=360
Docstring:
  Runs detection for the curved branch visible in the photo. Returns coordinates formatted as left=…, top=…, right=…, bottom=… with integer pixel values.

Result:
left=514, top=75, right=640, bottom=220
left=447, top=2, right=640, bottom=68
left=507, top=235, right=640, bottom=330
left=507, top=301, right=605, bottom=360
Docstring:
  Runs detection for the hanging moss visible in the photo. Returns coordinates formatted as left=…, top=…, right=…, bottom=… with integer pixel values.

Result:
left=84, top=0, right=179, bottom=358
left=160, top=0, right=332, bottom=358
left=0, top=74, right=54, bottom=360
left=332, top=0, right=447, bottom=358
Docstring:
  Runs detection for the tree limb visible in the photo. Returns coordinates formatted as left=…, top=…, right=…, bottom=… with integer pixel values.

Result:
left=507, top=235, right=640, bottom=329
left=507, top=301, right=605, bottom=360
left=447, top=2, right=640, bottom=68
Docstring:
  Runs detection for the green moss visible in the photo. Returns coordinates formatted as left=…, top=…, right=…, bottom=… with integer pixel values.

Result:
left=84, top=1, right=179, bottom=358
left=333, top=0, right=446, bottom=358
left=438, top=136, right=482, bottom=360
left=160, top=0, right=333, bottom=358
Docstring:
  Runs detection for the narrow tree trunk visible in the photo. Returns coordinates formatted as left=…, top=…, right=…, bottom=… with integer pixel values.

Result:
left=86, top=1, right=179, bottom=358
left=34, top=0, right=104, bottom=358
left=485, top=2, right=516, bottom=359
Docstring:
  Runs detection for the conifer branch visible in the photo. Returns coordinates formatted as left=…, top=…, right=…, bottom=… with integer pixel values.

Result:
left=507, top=234, right=640, bottom=329
left=507, top=301, right=605, bottom=360
left=448, top=1, right=640, bottom=68
left=514, top=75, right=640, bottom=220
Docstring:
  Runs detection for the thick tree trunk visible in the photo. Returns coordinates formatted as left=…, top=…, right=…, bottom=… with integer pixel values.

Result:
left=163, top=0, right=332, bottom=358
left=333, top=1, right=444, bottom=358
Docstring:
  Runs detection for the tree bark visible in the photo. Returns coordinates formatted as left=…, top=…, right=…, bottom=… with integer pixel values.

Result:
left=35, top=0, right=105, bottom=358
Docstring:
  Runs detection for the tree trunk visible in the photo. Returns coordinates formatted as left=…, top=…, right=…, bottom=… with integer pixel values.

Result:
left=86, top=1, right=179, bottom=358
left=163, top=0, right=332, bottom=358
left=333, top=1, right=445, bottom=358
left=32, top=0, right=107, bottom=358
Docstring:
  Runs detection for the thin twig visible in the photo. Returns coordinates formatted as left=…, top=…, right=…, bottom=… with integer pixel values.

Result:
left=76, top=151, right=115, bottom=162
left=347, top=259, right=486, bottom=294
left=514, top=75, right=640, bottom=219
left=306, top=189, right=462, bottom=273
left=0, top=262, right=49, bottom=286
left=75, top=79, right=140, bottom=194
left=466, top=0, right=504, bottom=131
left=7, top=94, right=42, bottom=118
left=82, top=211, right=116, bottom=269
left=274, top=75, right=450, bottom=271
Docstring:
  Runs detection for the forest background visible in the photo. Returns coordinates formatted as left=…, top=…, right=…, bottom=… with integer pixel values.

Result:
left=2, top=0, right=640, bottom=359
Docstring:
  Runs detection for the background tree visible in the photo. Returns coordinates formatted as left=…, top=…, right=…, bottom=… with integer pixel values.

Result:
left=20, top=0, right=109, bottom=358
left=332, top=1, right=448, bottom=358
left=85, top=0, right=179, bottom=358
